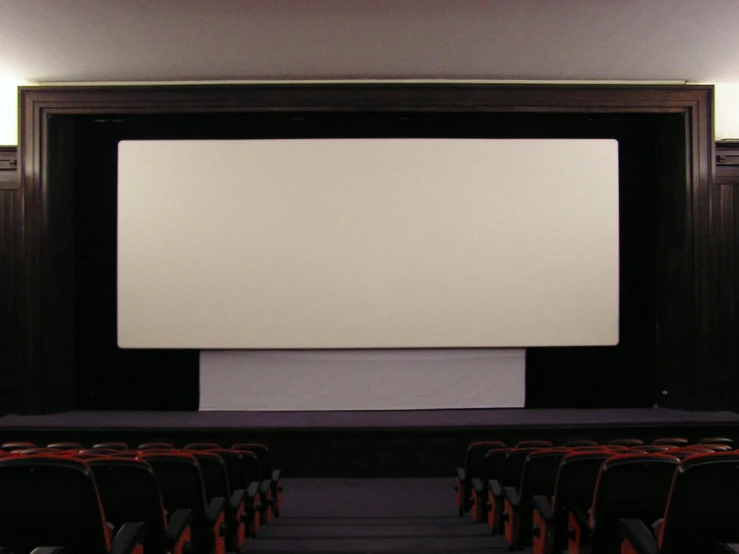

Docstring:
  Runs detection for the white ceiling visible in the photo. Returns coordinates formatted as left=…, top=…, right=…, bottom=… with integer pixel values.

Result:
left=0, top=0, right=738, bottom=83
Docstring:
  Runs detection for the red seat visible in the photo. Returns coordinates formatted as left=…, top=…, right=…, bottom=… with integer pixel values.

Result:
left=206, top=448, right=262, bottom=537
left=190, top=451, right=248, bottom=552
left=88, top=457, right=192, bottom=554
left=609, top=439, right=644, bottom=447
left=502, top=448, right=570, bottom=549
left=487, top=447, right=540, bottom=534
left=231, top=443, right=282, bottom=520
left=47, top=442, right=83, bottom=451
left=515, top=440, right=553, bottom=448
left=454, top=441, right=506, bottom=518
left=138, top=451, right=227, bottom=554
left=620, top=452, right=739, bottom=554
left=0, top=455, right=145, bottom=554
left=653, top=438, right=689, bottom=447
left=93, top=442, right=128, bottom=451
left=138, top=442, right=175, bottom=450
left=568, top=454, right=679, bottom=554
left=531, top=450, right=612, bottom=554
left=0, top=442, right=36, bottom=452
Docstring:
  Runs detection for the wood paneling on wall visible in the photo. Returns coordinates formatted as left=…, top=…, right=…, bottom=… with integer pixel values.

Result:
left=0, top=147, right=19, bottom=414
left=705, top=141, right=739, bottom=410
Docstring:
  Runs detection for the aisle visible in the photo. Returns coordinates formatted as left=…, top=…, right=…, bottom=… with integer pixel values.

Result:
left=247, top=478, right=509, bottom=553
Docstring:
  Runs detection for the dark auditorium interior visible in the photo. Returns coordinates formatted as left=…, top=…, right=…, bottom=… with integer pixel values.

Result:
left=2, top=2, right=739, bottom=553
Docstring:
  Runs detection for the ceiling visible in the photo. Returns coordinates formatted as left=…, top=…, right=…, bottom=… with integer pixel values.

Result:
left=0, top=0, right=738, bottom=83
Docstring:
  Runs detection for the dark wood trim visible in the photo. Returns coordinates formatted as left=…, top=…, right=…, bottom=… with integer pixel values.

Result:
left=0, top=146, right=18, bottom=189
left=18, top=83, right=714, bottom=413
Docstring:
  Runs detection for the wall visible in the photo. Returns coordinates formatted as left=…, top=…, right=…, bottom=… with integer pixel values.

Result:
left=1, top=82, right=737, bottom=144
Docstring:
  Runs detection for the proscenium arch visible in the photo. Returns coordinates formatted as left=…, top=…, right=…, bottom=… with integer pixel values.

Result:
left=17, top=83, right=713, bottom=414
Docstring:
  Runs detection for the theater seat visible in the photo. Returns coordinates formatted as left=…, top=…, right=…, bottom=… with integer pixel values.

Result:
left=568, top=453, right=679, bottom=554
left=486, top=447, right=539, bottom=534
left=47, top=443, right=83, bottom=451
left=699, top=438, right=734, bottom=446
left=455, top=441, right=506, bottom=518
left=93, top=443, right=128, bottom=451
left=0, top=442, right=36, bottom=452
left=609, top=439, right=644, bottom=447
left=138, top=443, right=175, bottom=451
left=666, top=448, right=714, bottom=459
left=502, top=448, right=569, bottom=549
left=138, top=451, right=227, bottom=554
left=231, top=443, right=282, bottom=519
left=653, top=438, right=689, bottom=447
left=190, top=451, right=248, bottom=552
left=206, top=449, right=261, bottom=538
left=531, top=450, right=612, bottom=554
left=619, top=452, right=739, bottom=554
left=639, top=445, right=672, bottom=453
left=515, top=440, right=553, bottom=448
left=185, top=443, right=221, bottom=451
left=565, top=440, right=599, bottom=447
left=88, top=458, right=192, bottom=554
left=473, top=447, right=511, bottom=527
left=0, top=456, right=145, bottom=554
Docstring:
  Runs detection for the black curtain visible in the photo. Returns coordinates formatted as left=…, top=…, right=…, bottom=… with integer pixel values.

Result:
left=72, top=111, right=660, bottom=410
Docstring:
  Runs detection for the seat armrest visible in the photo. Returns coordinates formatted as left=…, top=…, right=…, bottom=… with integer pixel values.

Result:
left=271, top=469, right=281, bottom=482
left=489, top=479, right=503, bottom=498
left=504, top=486, right=520, bottom=511
left=471, top=478, right=484, bottom=494
left=230, top=488, right=246, bottom=510
left=110, top=521, right=146, bottom=554
left=259, top=480, right=271, bottom=498
left=571, top=506, right=589, bottom=530
left=532, top=495, right=553, bottom=523
left=246, top=481, right=259, bottom=500
left=618, top=519, right=659, bottom=554
left=206, top=497, right=227, bottom=526
left=166, top=508, right=192, bottom=546
left=716, top=545, right=739, bottom=554
left=30, top=549, right=68, bottom=554
left=456, top=467, right=466, bottom=481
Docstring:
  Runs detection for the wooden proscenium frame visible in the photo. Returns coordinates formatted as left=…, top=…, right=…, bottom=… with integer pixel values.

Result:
left=16, top=84, right=714, bottom=414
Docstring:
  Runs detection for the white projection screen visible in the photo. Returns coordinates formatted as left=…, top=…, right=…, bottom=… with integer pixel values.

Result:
left=117, top=138, right=619, bottom=349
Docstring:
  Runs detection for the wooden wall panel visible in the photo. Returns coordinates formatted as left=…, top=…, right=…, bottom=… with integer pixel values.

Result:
left=0, top=147, right=19, bottom=414
left=702, top=141, right=739, bottom=410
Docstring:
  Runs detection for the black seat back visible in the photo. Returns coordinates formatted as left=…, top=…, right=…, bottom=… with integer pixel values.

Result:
left=207, top=449, right=247, bottom=491
left=185, top=443, right=221, bottom=451
left=232, top=443, right=272, bottom=480
left=484, top=448, right=511, bottom=482
left=89, top=458, right=168, bottom=554
left=191, top=452, right=231, bottom=501
left=139, top=452, right=210, bottom=552
left=515, top=448, right=569, bottom=546
left=551, top=451, right=612, bottom=551
left=462, top=441, right=506, bottom=479
left=0, top=456, right=111, bottom=554
left=590, top=454, right=679, bottom=554
left=502, top=447, right=539, bottom=488
left=659, top=453, right=739, bottom=554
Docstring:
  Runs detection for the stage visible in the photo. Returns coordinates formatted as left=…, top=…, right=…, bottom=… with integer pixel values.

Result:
left=0, top=408, right=737, bottom=477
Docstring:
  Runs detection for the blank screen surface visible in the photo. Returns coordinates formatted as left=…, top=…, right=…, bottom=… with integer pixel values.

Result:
left=117, top=138, right=619, bottom=349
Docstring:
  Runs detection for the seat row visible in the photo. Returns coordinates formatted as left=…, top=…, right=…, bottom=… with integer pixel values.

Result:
left=455, top=436, right=733, bottom=519
left=0, top=441, right=283, bottom=554
left=454, top=439, right=739, bottom=554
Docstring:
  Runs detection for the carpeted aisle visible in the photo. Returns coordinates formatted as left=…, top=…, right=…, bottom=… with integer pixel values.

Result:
left=246, top=478, right=510, bottom=553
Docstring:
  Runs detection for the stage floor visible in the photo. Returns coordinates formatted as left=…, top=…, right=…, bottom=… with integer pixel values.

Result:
left=2, top=408, right=736, bottom=477
left=0, top=407, right=737, bottom=431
